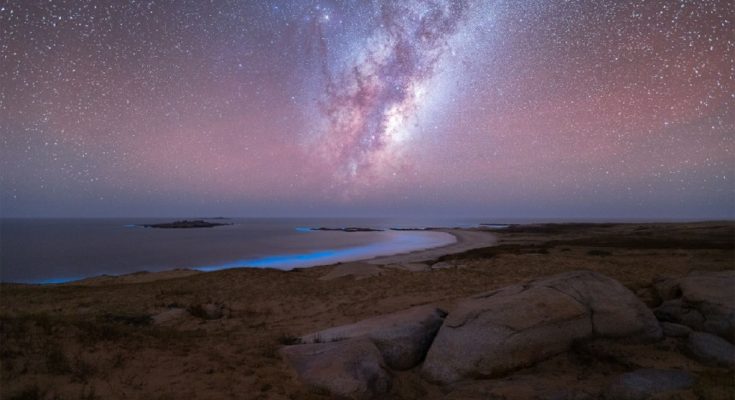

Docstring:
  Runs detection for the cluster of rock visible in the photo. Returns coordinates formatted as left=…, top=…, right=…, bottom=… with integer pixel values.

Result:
left=317, top=261, right=474, bottom=280
left=280, top=305, right=446, bottom=398
left=422, top=271, right=662, bottom=384
left=653, top=270, right=735, bottom=367
left=280, top=270, right=734, bottom=399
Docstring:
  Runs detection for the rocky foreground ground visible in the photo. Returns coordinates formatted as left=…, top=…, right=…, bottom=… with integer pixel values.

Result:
left=1, top=221, right=733, bottom=399
left=282, top=269, right=733, bottom=399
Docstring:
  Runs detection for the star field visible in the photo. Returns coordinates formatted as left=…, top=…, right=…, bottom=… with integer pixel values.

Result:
left=1, top=0, right=733, bottom=218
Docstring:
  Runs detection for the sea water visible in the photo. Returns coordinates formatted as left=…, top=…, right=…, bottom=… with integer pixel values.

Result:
left=0, top=218, right=476, bottom=284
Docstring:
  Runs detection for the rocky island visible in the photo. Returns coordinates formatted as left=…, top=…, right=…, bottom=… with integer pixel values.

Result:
left=140, top=219, right=232, bottom=229
left=310, top=227, right=384, bottom=232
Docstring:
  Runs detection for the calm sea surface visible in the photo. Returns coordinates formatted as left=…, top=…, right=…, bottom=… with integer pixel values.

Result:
left=0, top=218, right=484, bottom=284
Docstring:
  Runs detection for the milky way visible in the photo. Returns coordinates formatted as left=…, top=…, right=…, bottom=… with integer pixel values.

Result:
left=1, top=1, right=733, bottom=218
left=316, top=1, right=468, bottom=182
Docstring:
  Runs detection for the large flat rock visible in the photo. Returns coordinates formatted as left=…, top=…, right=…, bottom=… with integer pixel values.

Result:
left=422, top=270, right=661, bottom=384
left=301, top=305, right=446, bottom=370
left=280, top=337, right=390, bottom=399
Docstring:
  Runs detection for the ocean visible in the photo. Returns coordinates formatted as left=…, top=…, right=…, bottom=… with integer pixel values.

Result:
left=0, top=218, right=481, bottom=284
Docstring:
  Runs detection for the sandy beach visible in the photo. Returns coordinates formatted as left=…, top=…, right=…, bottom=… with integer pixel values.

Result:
left=367, top=229, right=497, bottom=265
left=1, top=221, right=733, bottom=399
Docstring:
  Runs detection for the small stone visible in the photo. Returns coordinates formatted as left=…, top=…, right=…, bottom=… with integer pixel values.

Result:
left=430, top=261, right=454, bottom=269
left=152, top=308, right=186, bottom=325
left=654, top=300, right=705, bottom=331
left=606, top=369, right=695, bottom=400
left=635, top=287, right=661, bottom=308
left=660, top=322, right=692, bottom=338
left=686, top=332, right=735, bottom=367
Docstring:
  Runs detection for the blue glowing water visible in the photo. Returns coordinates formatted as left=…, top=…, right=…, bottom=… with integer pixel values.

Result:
left=1, top=218, right=464, bottom=284
left=194, top=229, right=449, bottom=272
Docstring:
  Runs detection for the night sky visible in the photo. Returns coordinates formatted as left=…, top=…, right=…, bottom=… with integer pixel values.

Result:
left=1, top=1, right=733, bottom=218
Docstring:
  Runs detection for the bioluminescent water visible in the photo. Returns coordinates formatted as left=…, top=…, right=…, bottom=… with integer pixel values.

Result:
left=0, top=218, right=466, bottom=284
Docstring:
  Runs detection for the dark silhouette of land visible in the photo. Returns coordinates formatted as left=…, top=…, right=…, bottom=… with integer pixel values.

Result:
left=141, top=220, right=232, bottom=229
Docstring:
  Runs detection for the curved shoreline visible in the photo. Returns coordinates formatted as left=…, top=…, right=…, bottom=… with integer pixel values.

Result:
left=51, top=229, right=495, bottom=286
left=192, top=230, right=457, bottom=272
left=43, top=229, right=472, bottom=285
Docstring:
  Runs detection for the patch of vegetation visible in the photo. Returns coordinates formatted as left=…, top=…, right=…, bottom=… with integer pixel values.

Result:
left=157, top=288, right=193, bottom=297
left=71, top=356, right=97, bottom=383
left=186, top=304, right=210, bottom=320
left=102, top=312, right=152, bottom=326
left=145, top=326, right=206, bottom=343
left=74, top=319, right=131, bottom=345
left=306, top=386, right=332, bottom=397
left=260, top=343, right=279, bottom=359
left=277, top=334, right=303, bottom=345
left=694, top=369, right=735, bottom=400
left=6, top=384, right=46, bottom=400
left=0, top=313, right=55, bottom=339
left=78, top=385, right=100, bottom=400
left=503, top=223, right=620, bottom=234
left=436, top=244, right=552, bottom=262
left=111, top=352, right=126, bottom=369
left=3, top=310, right=186, bottom=349
left=45, top=345, right=71, bottom=374
left=75, top=311, right=171, bottom=344
left=587, top=249, right=612, bottom=256
left=549, top=236, right=734, bottom=250
left=440, top=223, right=734, bottom=262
